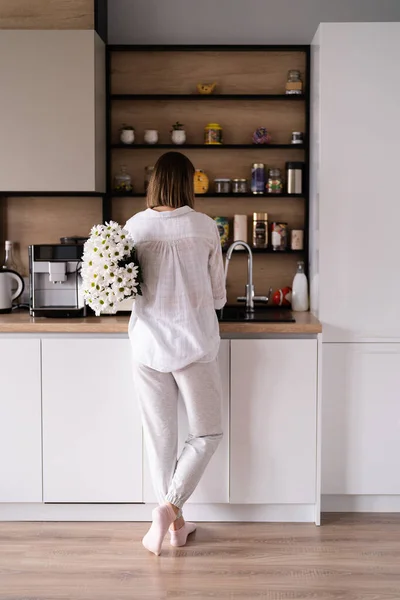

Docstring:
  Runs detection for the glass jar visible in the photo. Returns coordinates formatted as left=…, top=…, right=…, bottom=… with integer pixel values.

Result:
left=232, top=178, right=248, bottom=194
left=194, top=169, right=209, bottom=194
left=214, top=178, right=231, bottom=194
left=271, top=222, right=288, bottom=251
left=251, top=163, right=265, bottom=195
left=144, top=166, right=154, bottom=192
left=204, top=123, right=223, bottom=145
left=286, top=70, right=303, bottom=95
left=214, top=217, right=230, bottom=250
left=291, top=131, right=304, bottom=145
left=114, top=165, right=133, bottom=193
left=267, top=168, right=283, bottom=194
left=252, top=212, right=268, bottom=248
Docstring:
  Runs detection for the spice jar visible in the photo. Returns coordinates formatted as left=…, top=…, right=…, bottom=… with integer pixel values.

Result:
left=144, top=166, right=154, bottom=192
left=232, top=178, right=248, bottom=194
left=291, top=131, right=304, bottom=145
left=194, top=169, right=209, bottom=194
left=114, top=165, right=133, bottom=193
left=267, top=168, right=283, bottom=194
left=291, top=229, right=304, bottom=250
left=271, top=222, right=288, bottom=251
left=214, top=178, right=231, bottom=194
left=286, top=70, right=303, bottom=95
left=252, top=212, right=268, bottom=248
left=214, top=217, right=230, bottom=250
left=251, top=163, right=265, bottom=195
left=205, top=123, right=223, bottom=145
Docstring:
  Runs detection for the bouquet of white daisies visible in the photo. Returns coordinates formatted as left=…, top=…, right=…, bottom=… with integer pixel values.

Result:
left=81, top=221, right=142, bottom=316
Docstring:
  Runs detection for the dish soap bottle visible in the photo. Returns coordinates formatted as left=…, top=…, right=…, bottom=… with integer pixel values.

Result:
left=292, top=261, right=309, bottom=312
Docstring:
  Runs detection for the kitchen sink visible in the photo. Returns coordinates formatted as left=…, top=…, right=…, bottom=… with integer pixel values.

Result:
left=217, top=305, right=295, bottom=323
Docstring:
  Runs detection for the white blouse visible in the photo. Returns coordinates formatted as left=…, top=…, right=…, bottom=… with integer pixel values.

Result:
left=124, top=206, right=227, bottom=372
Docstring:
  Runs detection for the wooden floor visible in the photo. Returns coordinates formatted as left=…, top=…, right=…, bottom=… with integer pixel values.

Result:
left=0, top=514, right=400, bottom=599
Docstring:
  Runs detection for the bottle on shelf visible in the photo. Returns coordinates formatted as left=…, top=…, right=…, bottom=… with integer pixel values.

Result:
left=2, top=240, right=19, bottom=271
left=291, top=261, right=309, bottom=312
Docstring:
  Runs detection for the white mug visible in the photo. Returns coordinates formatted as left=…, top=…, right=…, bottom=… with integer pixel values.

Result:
left=0, top=270, right=24, bottom=313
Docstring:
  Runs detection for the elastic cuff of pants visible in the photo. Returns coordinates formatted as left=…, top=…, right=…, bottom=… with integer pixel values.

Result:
left=165, top=493, right=184, bottom=510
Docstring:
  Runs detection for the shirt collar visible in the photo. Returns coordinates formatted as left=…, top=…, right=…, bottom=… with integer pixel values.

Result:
left=145, top=206, right=193, bottom=218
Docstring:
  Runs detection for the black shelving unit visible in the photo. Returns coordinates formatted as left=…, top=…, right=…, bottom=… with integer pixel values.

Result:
left=112, top=143, right=305, bottom=150
left=105, top=44, right=310, bottom=262
left=112, top=192, right=305, bottom=199
left=222, top=247, right=304, bottom=255
left=112, top=94, right=304, bottom=101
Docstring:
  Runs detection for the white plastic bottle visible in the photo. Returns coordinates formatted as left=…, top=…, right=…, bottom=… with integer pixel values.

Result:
left=292, top=261, right=309, bottom=312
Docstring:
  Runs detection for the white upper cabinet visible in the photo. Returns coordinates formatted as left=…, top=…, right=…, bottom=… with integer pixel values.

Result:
left=0, top=31, right=105, bottom=192
left=0, top=339, right=42, bottom=502
left=322, top=343, right=400, bottom=495
left=42, top=339, right=142, bottom=503
left=230, top=339, right=317, bottom=504
left=310, top=23, right=400, bottom=341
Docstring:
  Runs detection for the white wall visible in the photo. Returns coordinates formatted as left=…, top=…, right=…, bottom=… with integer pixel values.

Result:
left=311, top=22, right=400, bottom=341
left=108, top=0, right=400, bottom=44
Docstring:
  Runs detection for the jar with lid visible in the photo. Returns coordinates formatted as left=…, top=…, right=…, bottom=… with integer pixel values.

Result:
left=232, top=178, right=248, bottom=194
left=252, top=213, right=268, bottom=248
left=194, top=169, right=209, bottom=194
left=214, top=178, right=231, bottom=194
left=271, top=222, right=288, bottom=251
left=291, top=131, right=304, bottom=145
left=251, top=163, right=265, bottom=195
left=286, top=70, right=303, bottom=95
left=204, top=123, right=223, bottom=145
left=267, top=168, right=283, bottom=194
left=144, top=166, right=154, bottom=192
left=114, top=165, right=133, bottom=193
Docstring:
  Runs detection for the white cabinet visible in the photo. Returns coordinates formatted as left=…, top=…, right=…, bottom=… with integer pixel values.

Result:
left=322, top=344, right=400, bottom=495
left=230, top=339, right=317, bottom=504
left=0, top=339, right=42, bottom=502
left=42, top=339, right=142, bottom=503
left=0, top=31, right=105, bottom=192
left=143, top=340, right=230, bottom=504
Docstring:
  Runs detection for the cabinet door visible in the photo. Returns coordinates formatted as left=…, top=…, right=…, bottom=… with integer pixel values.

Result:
left=42, top=339, right=141, bottom=502
left=323, top=344, right=400, bottom=494
left=143, top=340, right=230, bottom=504
left=230, top=339, right=317, bottom=504
left=0, top=339, right=42, bottom=502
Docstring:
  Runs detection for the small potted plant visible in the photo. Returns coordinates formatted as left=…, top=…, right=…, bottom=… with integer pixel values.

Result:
left=120, top=124, right=135, bottom=145
left=171, top=122, right=186, bottom=145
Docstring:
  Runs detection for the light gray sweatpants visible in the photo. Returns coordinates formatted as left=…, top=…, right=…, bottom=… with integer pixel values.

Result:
left=132, top=358, right=223, bottom=509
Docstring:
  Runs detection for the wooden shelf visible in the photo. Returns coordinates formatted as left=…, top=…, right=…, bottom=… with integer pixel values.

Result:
left=112, top=143, right=305, bottom=150
left=111, top=94, right=305, bottom=101
left=112, top=192, right=305, bottom=199
left=0, top=191, right=105, bottom=197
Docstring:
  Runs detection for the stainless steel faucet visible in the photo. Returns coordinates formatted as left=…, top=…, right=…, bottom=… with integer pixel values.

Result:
left=225, top=241, right=272, bottom=312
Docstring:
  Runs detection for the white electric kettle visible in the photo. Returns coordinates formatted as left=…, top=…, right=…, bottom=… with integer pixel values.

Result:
left=0, top=269, right=24, bottom=313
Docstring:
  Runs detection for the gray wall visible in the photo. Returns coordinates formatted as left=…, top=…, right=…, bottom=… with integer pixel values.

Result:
left=108, top=0, right=400, bottom=45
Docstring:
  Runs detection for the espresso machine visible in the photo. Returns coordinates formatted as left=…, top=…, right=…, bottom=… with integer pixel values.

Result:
left=29, top=244, right=86, bottom=318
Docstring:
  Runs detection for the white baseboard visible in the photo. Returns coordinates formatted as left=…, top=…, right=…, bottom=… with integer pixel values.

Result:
left=0, top=503, right=316, bottom=523
left=322, top=495, right=400, bottom=512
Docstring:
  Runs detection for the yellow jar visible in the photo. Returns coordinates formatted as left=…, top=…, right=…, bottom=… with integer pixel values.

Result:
left=194, top=169, right=209, bottom=194
left=204, top=123, right=223, bottom=145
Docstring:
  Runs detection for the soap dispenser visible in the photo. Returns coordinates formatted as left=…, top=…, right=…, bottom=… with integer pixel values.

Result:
left=292, top=261, right=309, bottom=312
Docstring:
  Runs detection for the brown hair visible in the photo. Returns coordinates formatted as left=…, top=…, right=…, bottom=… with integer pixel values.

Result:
left=147, top=151, right=195, bottom=209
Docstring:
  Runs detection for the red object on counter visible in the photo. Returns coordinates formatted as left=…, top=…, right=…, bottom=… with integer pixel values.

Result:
left=272, top=287, right=292, bottom=306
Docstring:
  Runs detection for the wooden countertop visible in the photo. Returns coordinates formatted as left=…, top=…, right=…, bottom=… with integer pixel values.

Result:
left=0, top=312, right=322, bottom=334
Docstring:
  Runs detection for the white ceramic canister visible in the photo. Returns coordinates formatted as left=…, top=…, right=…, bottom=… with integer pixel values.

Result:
left=120, top=129, right=135, bottom=144
left=171, top=129, right=186, bottom=145
left=144, top=130, right=159, bottom=145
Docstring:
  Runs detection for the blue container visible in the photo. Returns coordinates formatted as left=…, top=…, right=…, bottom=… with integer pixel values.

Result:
left=251, top=163, right=265, bottom=195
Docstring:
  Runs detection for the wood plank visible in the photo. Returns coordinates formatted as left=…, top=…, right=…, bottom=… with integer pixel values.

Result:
left=0, top=515, right=399, bottom=599
left=0, top=312, right=323, bottom=334
left=111, top=50, right=307, bottom=95
left=3, top=196, right=102, bottom=276
left=0, top=0, right=94, bottom=29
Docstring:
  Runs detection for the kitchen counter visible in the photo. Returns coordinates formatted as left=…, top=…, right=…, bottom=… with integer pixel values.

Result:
left=0, top=311, right=322, bottom=334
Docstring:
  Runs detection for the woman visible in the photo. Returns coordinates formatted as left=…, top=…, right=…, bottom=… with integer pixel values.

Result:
left=124, top=152, right=226, bottom=556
